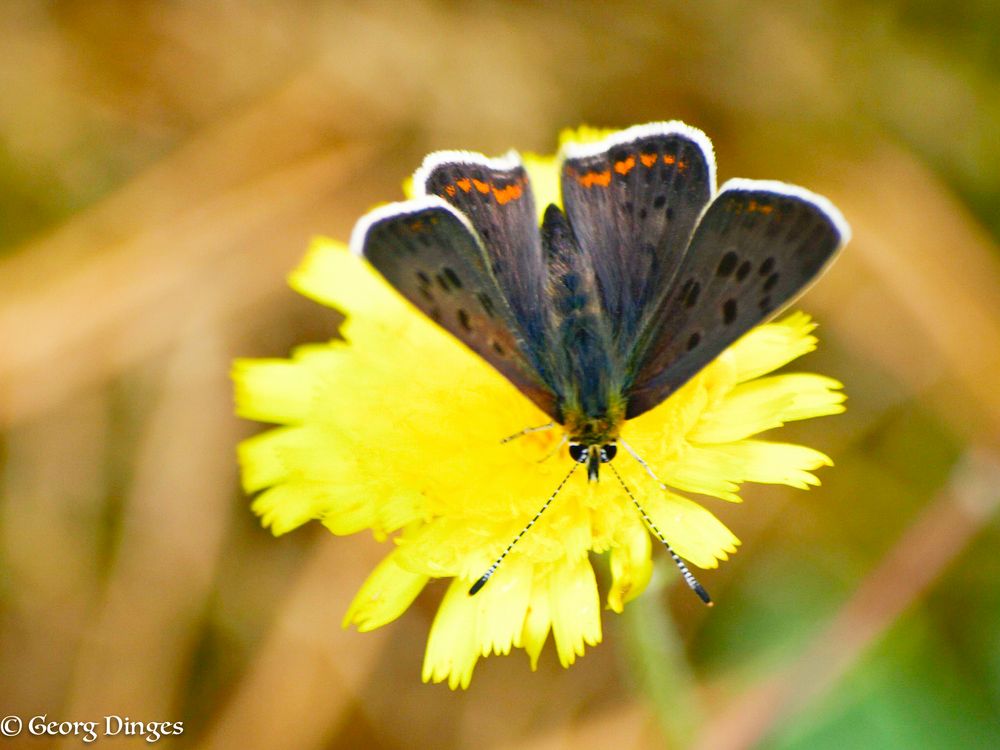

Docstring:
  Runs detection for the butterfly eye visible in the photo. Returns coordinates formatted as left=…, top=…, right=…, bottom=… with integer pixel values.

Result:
left=599, top=443, right=617, bottom=463
left=568, top=443, right=588, bottom=463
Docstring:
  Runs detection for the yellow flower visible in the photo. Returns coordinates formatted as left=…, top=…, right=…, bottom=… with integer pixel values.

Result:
left=233, top=131, right=846, bottom=690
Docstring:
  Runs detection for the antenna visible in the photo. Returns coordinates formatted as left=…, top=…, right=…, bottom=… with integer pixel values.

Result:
left=469, top=462, right=579, bottom=595
left=607, top=461, right=713, bottom=606
left=619, top=438, right=669, bottom=491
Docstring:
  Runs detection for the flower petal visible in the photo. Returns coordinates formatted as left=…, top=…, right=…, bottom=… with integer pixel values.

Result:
left=657, top=444, right=745, bottom=502
left=548, top=556, right=602, bottom=667
left=289, top=237, right=405, bottom=321
left=344, top=551, right=429, bottom=632
left=250, top=483, right=330, bottom=536
left=251, top=482, right=369, bottom=536
left=558, top=125, right=620, bottom=147
left=691, top=373, right=845, bottom=443
left=232, top=358, right=315, bottom=425
left=642, top=490, right=741, bottom=569
left=422, top=579, right=482, bottom=689
left=238, top=426, right=352, bottom=492
left=708, top=439, right=834, bottom=488
left=241, top=426, right=425, bottom=538
left=727, top=312, right=820, bottom=382
left=521, top=152, right=560, bottom=221
left=519, top=576, right=552, bottom=670
left=607, top=517, right=653, bottom=613
left=474, top=557, right=532, bottom=657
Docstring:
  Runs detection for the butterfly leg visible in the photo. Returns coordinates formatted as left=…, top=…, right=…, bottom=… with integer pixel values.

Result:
left=537, top=435, right=568, bottom=464
left=500, top=422, right=556, bottom=444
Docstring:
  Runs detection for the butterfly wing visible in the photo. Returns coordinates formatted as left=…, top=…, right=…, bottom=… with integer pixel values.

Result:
left=559, top=123, right=716, bottom=357
left=350, top=196, right=559, bottom=418
left=624, top=179, right=850, bottom=419
left=416, top=151, right=549, bottom=357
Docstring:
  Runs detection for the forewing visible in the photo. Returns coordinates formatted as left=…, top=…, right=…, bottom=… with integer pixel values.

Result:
left=625, top=179, right=850, bottom=419
left=351, top=196, right=559, bottom=417
left=416, top=151, right=548, bottom=354
left=560, top=123, right=716, bottom=355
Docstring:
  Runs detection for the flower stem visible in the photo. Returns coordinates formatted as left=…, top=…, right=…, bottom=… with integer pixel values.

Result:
left=619, top=562, right=705, bottom=746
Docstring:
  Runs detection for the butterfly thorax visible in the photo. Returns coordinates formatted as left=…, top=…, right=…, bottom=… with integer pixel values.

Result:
left=562, top=402, right=625, bottom=447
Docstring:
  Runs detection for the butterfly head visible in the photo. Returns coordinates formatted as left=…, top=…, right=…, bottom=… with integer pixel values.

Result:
left=568, top=441, right=617, bottom=482
left=560, top=402, right=625, bottom=481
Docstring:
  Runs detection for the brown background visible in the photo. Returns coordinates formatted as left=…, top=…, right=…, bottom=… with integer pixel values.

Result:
left=1, top=2, right=999, bottom=748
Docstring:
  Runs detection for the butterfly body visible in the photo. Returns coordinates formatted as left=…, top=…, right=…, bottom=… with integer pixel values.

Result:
left=350, top=123, right=850, bottom=482
left=538, top=202, right=626, bottom=456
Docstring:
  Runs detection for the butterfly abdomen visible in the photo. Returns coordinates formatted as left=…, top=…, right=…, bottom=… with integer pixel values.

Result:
left=540, top=204, right=625, bottom=437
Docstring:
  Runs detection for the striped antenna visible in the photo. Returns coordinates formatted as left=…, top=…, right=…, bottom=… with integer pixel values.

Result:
left=607, top=461, right=713, bottom=606
left=468, top=462, right=579, bottom=595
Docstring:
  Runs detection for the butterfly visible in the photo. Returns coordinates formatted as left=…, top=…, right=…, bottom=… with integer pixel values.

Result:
left=349, top=122, right=849, bottom=600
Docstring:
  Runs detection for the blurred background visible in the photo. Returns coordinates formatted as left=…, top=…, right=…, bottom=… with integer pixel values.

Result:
left=2, top=1, right=999, bottom=747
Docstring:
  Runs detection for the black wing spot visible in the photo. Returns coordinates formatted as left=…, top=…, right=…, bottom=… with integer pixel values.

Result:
left=687, top=331, right=701, bottom=350
left=653, top=195, right=667, bottom=209
left=759, top=257, right=776, bottom=275
left=457, top=308, right=472, bottom=332
left=491, top=340, right=505, bottom=356
left=722, top=298, right=738, bottom=324
left=736, top=260, right=752, bottom=281
left=436, top=273, right=451, bottom=293
left=480, top=228, right=491, bottom=239
left=803, top=223, right=830, bottom=250
left=429, top=306, right=441, bottom=321
left=681, top=279, right=701, bottom=308
left=786, top=210, right=811, bottom=242
left=717, top=251, right=739, bottom=277
left=416, top=270, right=431, bottom=286
left=665, top=206, right=674, bottom=221
left=418, top=286, right=434, bottom=302
left=639, top=207, right=648, bottom=220
left=759, top=295, right=772, bottom=312
left=610, top=148, right=628, bottom=162
left=477, top=292, right=496, bottom=318
left=764, top=272, right=780, bottom=292
left=442, top=266, right=462, bottom=289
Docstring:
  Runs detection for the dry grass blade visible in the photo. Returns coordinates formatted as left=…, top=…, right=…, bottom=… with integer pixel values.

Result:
left=195, top=536, right=388, bottom=750
left=0, top=140, right=374, bottom=427
left=0, top=394, right=107, bottom=714
left=62, top=317, right=237, bottom=723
